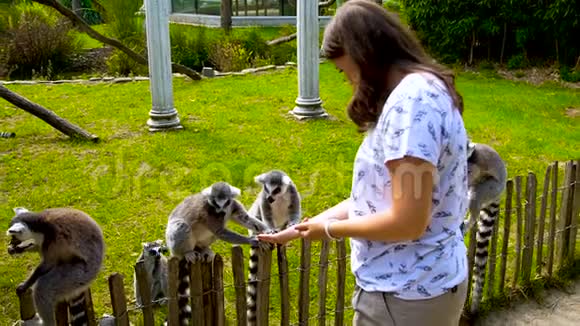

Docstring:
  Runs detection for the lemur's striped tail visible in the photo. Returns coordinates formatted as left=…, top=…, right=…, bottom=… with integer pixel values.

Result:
left=0, top=132, right=15, bottom=138
left=246, top=246, right=259, bottom=326
left=69, top=292, right=89, bottom=326
left=178, top=259, right=192, bottom=326
left=470, top=201, right=500, bottom=315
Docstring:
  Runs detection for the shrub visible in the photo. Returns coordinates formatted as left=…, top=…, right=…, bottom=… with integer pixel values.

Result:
left=242, top=28, right=269, bottom=62
left=100, top=0, right=146, bottom=76
left=170, top=24, right=210, bottom=71
left=0, top=1, right=82, bottom=79
left=560, top=66, right=580, bottom=83
left=209, top=39, right=252, bottom=72
left=507, top=54, right=527, bottom=70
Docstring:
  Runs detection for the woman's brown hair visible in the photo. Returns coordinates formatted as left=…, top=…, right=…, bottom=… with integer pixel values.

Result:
left=321, top=0, right=464, bottom=132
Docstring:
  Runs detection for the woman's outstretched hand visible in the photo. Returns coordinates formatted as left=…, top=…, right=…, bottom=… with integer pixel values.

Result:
left=293, top=220, right=327, bottom=241
left=257, top=226, right=301, bottom=245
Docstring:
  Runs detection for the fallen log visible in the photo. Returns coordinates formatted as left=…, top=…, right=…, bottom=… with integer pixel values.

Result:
left=0, top=84, right=99, bottom=142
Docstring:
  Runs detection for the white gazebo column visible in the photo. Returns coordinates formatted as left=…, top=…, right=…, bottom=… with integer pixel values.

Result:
left=290, top=0, right=328, bottom=120
left=145, top=0, right=182, bottom=132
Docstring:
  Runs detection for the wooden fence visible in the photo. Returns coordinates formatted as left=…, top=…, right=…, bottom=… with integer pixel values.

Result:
left=16, top=159, right=580, bottom=325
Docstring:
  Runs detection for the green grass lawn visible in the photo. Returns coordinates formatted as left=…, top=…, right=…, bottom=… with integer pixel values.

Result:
left=0, top=63, right=579, bottom=324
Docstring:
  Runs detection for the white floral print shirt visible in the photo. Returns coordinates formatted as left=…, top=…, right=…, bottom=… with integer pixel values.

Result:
left=349, top=72, right=469, bottom=300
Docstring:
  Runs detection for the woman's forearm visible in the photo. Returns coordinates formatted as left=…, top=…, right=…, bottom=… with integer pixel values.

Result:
left=308, top=198, right=351, bottom=223
left=329, top=210, right=429, bottom=242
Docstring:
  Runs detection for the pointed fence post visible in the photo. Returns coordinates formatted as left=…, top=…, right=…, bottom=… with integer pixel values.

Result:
left=144, top=0, right=183, bottom=132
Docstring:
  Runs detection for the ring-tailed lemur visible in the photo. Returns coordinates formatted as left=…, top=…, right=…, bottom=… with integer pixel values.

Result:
left=133, top=240, right=169, bottom=308
left=0, top=131, right=15, bottom=138
left=165, top=181, right=271, bottom=326
left=246, top=170, right=301, bottom=326
left=461, top=140, right=507, bottom=315
left=7, top=207, right=105, bottom=326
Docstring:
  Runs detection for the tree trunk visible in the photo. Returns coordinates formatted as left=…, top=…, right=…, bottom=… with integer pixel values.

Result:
left=32, top=0, right=202, bottom=81
left=0, top=85, right=99, bottom=142
left=500, top=22, right=507, bottom=65
left=469, top=30, right=476, bottom=66
left=555, top=39, right=559, bottom=64
left=221, top=0, right=232, bottom=34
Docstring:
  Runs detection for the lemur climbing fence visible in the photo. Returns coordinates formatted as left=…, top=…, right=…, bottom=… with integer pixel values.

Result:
left=16, top=159, right=580, bottom=326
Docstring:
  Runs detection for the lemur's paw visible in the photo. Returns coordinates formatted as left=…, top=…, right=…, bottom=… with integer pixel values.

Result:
left=184, top=251, right=201, bottom=263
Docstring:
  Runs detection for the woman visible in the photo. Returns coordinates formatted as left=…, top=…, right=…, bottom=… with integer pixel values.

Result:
left=258, top=1, right=469, bottom=325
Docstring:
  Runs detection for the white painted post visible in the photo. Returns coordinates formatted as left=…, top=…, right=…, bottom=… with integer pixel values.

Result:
left=144, top=0, right=183, bottom=132
left=290, top=0, right=328, bottom=120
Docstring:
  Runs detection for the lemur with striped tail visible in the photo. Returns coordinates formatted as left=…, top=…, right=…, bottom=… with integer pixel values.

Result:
left=133, top=240, right=169, bottom=308
left=165, top=181, right=271, bottom=326
left=6, top=207, right=105, bottom=326
left=461, top=141, right=507, bottom=315
left=246, top=170, right=301, bottom=325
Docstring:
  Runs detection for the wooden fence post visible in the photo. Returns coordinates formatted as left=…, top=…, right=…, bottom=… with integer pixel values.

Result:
left=567, top=160, right=579, bottom=261
left=512, top=176, right=523, bottom=287
left=277, top=244, right=290, bottom=326
left=547, top=161, right=559, bottom=276
left=84, top=288, right=97, bottom=326
left=135, top=260, right=155, bottom=326
left=56, top=302, right=68, bottom=326
left=18, top=288, right=36, bottom=321
left=317, top=239, right=331, bottom=326
left=557, top=161, right=574, bottom=266
left=190, top=261, right=205, bottom=326
left=202, top=260, right=214, bottom=326
left=522, top=172, right=537, bottom=283
left=335, top=239, right=347, bottom=326
left=166, top=257, right=180, bottom=326
left=486, top=209, right=499, bottom=299
left=256, top=247, right=272, bottom=326
left=498, top=179, right=512, bottom=293
left=536, top=164, right=551, bottom=275
left=298, top=238, right=312, bottom=326
left=213, top=254, right=225, bottom=326
left=466, top=223, right=477, bottom=302
left=108, top=273, right=130, bottom=326
left=231, top=246, right=246, bottom=326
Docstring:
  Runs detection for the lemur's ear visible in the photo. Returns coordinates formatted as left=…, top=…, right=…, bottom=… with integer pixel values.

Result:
left=282, top=175, right=292, bottom=185
left=229, top=185, right=241, bottom=197
left=201, top=186, right=212, bottom=196
left=13, top=207, right=29, bottom=215
left=467, top=141, right=476, bottom=158
left=254, top=173, right=267, bottom=184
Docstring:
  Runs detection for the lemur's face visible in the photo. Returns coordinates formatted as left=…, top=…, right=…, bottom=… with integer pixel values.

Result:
left=203, top=182, right=240, bottom=213
left=263, top=182, right=288, bottom=203
left=7, top=208, right=41, bottom=255
left=256, top=171, right=292, bottom=203
left=142, top=240, right=168, bottom=261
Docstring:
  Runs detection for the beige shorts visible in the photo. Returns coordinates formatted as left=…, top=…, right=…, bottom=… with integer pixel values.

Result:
left=352, top=278, right=468, bottom=326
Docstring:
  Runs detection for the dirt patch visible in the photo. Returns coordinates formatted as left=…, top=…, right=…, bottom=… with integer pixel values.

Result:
left=565, top=107, right=580, bottom=118
left=475, top=279, right=580, bottom=326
